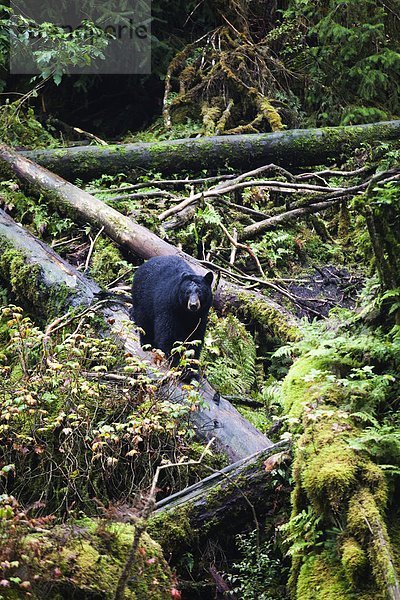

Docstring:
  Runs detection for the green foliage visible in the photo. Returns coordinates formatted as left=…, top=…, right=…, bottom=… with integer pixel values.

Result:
left=280, top=507, right=325, bottom=559
left=88, top=236, right=130, bottom=287
left=250, top=231, right=297, bottom=272
left=281, top=0, right=400, bottom=124
left=282, top=314, right=400, bottom=415
left=125, top=117, right=203, bottom=142
left=202, top=313, right=257, bottom=395
left=279, top=309, right=400, bottom=598
left=0, top=103, right=57, bottom=148
left=0, top=180, right=75, bottom=236
left=0, top=305, right=206, bottom=516
left=349, top=422, right=400, bottom=476
left=3, top=8, right=108, bottom=85
left=227, top=531, right=289, bottom=600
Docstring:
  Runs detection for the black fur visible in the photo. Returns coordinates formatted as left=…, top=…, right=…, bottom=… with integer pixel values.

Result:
left=131, top=256, right=213, bottom=365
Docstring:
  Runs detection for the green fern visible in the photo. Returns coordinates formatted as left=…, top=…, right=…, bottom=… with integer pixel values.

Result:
left=202, top=313, right=257, bottom=395
left=348, top=423, right=400, bottom=476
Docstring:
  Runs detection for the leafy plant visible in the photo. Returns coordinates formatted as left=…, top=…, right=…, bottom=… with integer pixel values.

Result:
left=348, top=423, right=400, bottom=476
left=227, top=530, right=289, bottom=600
left=0, top=305, right=208, bottom=517
left=4, top=9, right=109, bottom=85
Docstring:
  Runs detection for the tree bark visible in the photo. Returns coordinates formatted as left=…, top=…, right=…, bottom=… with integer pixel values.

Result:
left=0, top=207, right=272, bottom=462
left=0, top=143, right=299, bottom=342
left=20, top=120, right=400, bottom=182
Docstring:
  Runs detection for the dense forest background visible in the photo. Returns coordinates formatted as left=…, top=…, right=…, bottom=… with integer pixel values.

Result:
left=1, top=0, right=400, bottom=141
left=0, top=1, right=399, bottom=600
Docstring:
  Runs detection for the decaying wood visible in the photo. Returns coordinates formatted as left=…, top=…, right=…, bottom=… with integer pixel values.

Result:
left=20, top=120, right=400, bottom=181
left=0, top=144, right=299, bottom=341
left=0, top=208, right=272, bottom=462
left=150, top=441, right=291, bottom=549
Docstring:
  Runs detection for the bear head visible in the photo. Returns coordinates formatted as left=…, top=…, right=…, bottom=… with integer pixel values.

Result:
left=178, top=272, right=213, bottom=314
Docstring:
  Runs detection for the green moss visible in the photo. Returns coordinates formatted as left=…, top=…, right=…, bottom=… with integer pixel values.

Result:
left=282, top=354, right=333, bottom=418
left=347, top=490, right=399, bottom=596
left=237, top=292, right=300, bottom=343
left=282, top=340, right=399, bottom=599
left=341, top=538, right=368, bottom=586
left=89, top=237, right=129, bottom=287
left=148, top=507, right=194, bottom=557
left=359, top=462, right=388, bottom=508
left=296, top=553, right=352, bottom=600
left=12, top=519, right=174, bottom=600
left=387, top=513, right=400, bottom=575
left=302, top=444, right=358, bottom=512
left=0, top=245, right=42, bottom=306
left=0, top=104, right=58, bottom=149
left=0, top=242, right=73, bottom=318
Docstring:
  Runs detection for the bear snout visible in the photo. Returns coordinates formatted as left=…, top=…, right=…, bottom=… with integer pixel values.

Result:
left=187, top=294, right=201, bottom=312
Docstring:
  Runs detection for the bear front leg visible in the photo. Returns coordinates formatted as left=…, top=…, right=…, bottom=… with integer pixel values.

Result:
left=153, top=315, right=177, bottom=361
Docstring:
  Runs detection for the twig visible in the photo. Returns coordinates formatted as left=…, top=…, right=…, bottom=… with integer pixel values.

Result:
left=84, top=226, right=105, bottom=274
left=86, top=174, right=237, bottom=194
left=103, top=191, right=178, bottom=202
left=158, top=163, right=298, bottom=220
left=199, top=259, right=327, bottom=317
left=229, top=227, right=238, bottom=265
left=219, top=222, right=265, bottom=277
left=295, top=165, right=370, bottom=180
left=107, top=266, right=135, bottom=289
left=44, top=300, right=109, bottom=339
left=217, top=197, right=271, bottom=219
left=241, top=199, right=339, bottom=239
left=51, top=235, right=82, bottom=249
left=158, top=178, right=344, bottom=221
left=73, top=126, right=107, bottom=146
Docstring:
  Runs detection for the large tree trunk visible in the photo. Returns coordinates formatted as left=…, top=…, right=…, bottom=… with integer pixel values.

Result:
left=20, top=120, right=400, bottom=182
left=0, top=144, right=299, bottom=342
left=0, top=208, right=271, bottom=462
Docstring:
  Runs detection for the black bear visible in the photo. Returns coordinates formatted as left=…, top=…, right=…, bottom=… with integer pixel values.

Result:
left=131, top=255, right=213, bottom=370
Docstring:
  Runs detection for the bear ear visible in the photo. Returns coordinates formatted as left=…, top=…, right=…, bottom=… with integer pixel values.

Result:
left=204, top=271, right=213, bottom=286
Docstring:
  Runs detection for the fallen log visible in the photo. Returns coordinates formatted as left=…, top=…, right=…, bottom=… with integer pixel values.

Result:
left=20, top=120, right=400, bottom=181
left=0, top=208, right=271, bottom=461
left=0, top=144, right=300, bottom=342
left=149, top=441, right=291, bottom=557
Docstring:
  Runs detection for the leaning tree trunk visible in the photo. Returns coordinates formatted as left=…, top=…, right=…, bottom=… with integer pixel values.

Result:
left=19, top=121, right=400, bottom=182
left=0, top=208, right=272, bottom=461
left=0, top=144, right=299, bottom=342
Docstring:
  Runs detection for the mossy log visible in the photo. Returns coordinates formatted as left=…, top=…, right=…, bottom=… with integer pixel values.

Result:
left=4, top=519, right=175, bottom=600
left=0, top=208, right=271, bottom=462
left=20, top=120, right=400, bottom=182
left=0, top=211, right=99, bottom=316
left=0, top=143, right=299, bottom=342
left=149, top=441, right=291, bottom=559
left=282, top=354, right=400, bottom=600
